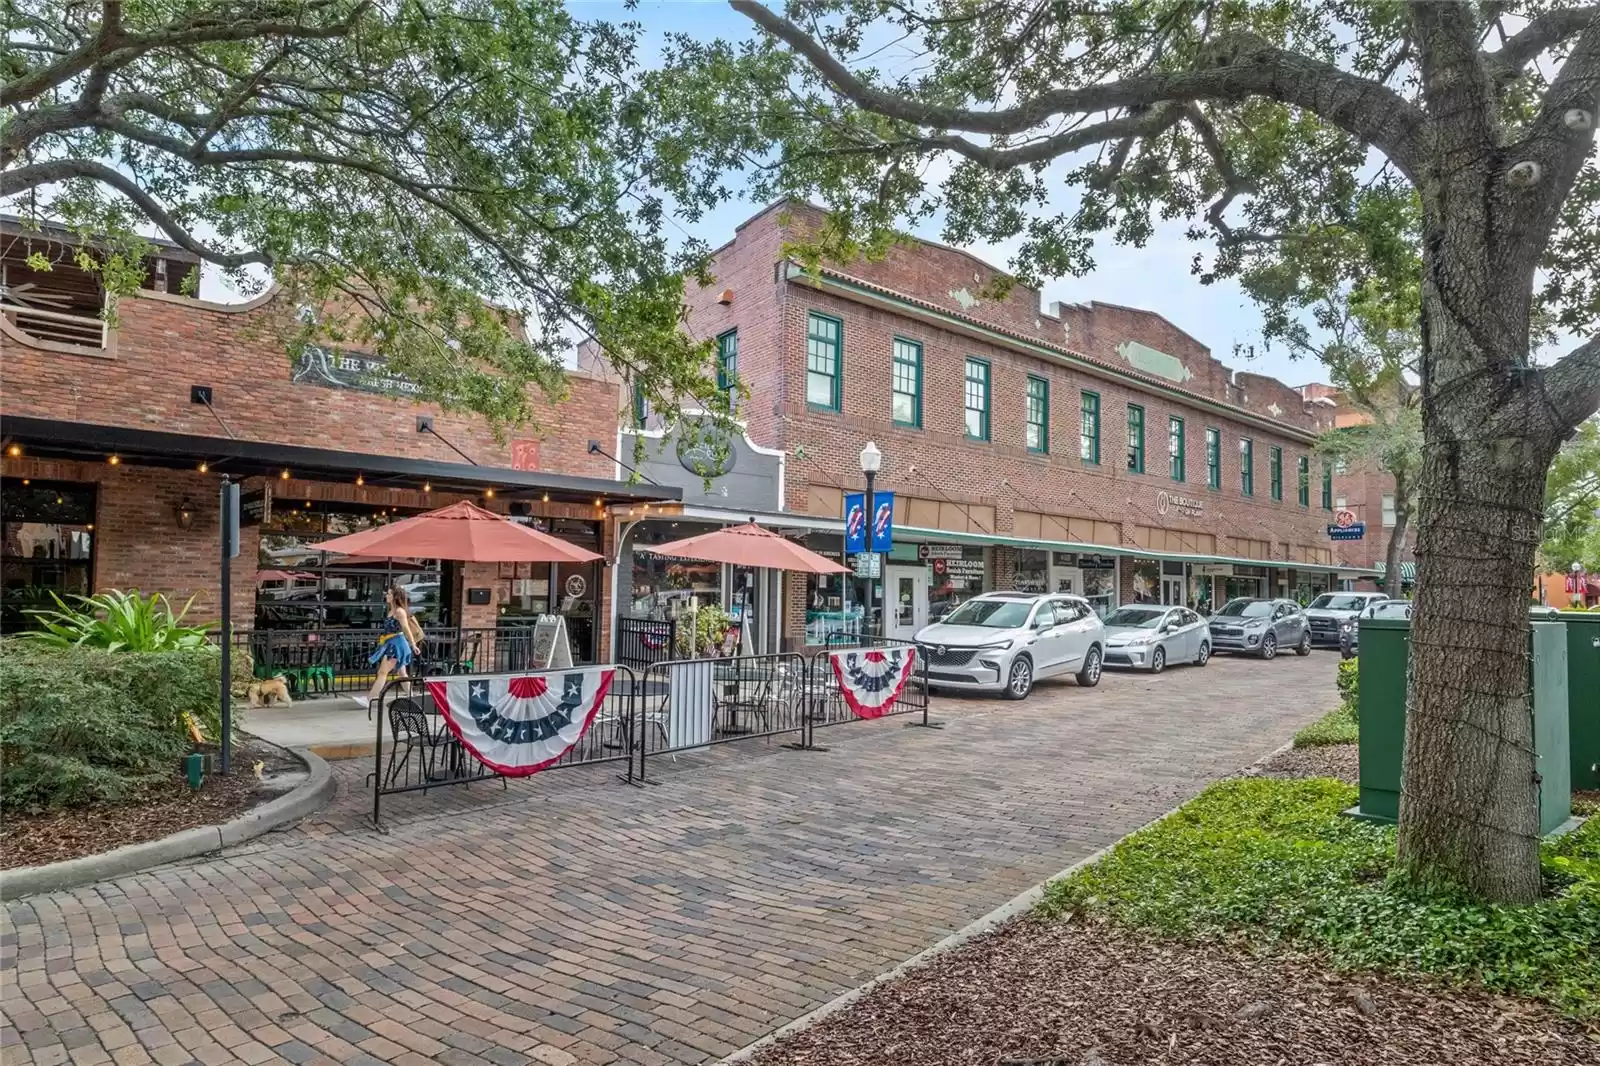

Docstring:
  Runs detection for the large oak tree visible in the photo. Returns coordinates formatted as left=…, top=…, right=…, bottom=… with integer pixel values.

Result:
left=651, top=0, right=1600, bottom=901
left=2, top=0, right=732, bottom=426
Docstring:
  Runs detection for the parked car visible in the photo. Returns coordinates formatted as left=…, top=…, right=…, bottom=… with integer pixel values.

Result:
left=1101, top=604, right=1211, bottom=673
left=1304, top=591, right=1391, bottom=649
left=1207, top=598, right=1312, bottom=659
left=1340, top=598, right=1413, bottom=658
left=914, top=591, right=1105, bottom=700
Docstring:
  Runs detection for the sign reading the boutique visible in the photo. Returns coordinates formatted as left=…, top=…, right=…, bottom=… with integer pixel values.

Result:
left=292, top=344, right=424, bottom=396
left=1156, top=489, right=1204, bottom=519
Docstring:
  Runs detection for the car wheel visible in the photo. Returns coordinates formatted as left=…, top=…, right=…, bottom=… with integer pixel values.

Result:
left=1002, top=655, right=1033, bottom=700
left=1076, top=646, right=1103, bottom=687
left=1150, top=646, right=1166, bottom=674
left=1296, top=630, right=1312, bottom=656
left=1260, top=634, right=1277, bottom=660
left=1195, top=642, right=1210, bottom=666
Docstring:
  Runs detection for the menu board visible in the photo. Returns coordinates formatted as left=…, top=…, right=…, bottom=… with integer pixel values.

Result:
left=529, top=614, right=574, bottom=669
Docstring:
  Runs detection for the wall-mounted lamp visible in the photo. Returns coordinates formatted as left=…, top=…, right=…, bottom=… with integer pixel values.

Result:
left=175, top=499, right=195, bottom=530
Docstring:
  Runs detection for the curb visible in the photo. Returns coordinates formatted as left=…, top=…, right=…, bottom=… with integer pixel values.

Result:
left=0, top=748, right=334, bottom=901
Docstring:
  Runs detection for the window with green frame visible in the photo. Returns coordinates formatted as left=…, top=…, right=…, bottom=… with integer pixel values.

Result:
left=964, top=358, right=990, bottom=440
left=1269, top=446, right=1283, bottom=501
left=1205, top=427, right=1221, bottom=488
left=1322, top=462, right=1334, bottom=510
left=805, top=312, right=842, bottom=411
left=631, top=380, right=647, bottom=426
left=1168, top=415, right=1185, bottom=481
left=1080, top=391, right=1100, bottom=464
left=1025, top=375, right=1049, bottom=452
left=891, top=338, right=922, bottom=427
left=715, top=329, right=738, bottom=392
left=1297, top=455, right=1310, bottom=506
left=1240, top=437, right=1254, bottom=496
left=1126, top=404, right=1145, bottom=473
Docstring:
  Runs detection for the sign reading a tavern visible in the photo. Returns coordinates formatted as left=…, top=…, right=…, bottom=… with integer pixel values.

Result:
left=292, top=344, right=423, bottom=396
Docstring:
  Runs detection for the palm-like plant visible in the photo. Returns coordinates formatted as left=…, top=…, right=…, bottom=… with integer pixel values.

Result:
left=24, top=590, right=215, bottom=653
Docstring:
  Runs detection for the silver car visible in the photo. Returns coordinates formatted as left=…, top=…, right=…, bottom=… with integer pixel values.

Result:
left=1207, top=597, right=1313, bottom=659
left=914, top=591, right=1105, bottom=700
left=1102, top=605, right=1211, bottom=672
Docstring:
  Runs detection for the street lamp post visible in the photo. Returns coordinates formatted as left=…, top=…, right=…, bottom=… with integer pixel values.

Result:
left=860, top=441, right=883, bottom=637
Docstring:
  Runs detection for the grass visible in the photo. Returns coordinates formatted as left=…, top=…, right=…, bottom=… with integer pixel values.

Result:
left=1040, top=777, right=1600, bottom=1018
left=1292, top=704, right=1359, bottom=748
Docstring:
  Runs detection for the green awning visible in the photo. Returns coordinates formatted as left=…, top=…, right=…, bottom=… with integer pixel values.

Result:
left=1373, top=561, right=1418, bottom=581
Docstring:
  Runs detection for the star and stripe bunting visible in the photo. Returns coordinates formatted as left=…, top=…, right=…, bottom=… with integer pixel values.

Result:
left=424, top=668, right=614, bottom=776
left=829, top=647, right=917, bottom=719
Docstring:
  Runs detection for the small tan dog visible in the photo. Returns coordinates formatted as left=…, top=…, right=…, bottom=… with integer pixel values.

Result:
left=247, top=675, right=292, bottom=708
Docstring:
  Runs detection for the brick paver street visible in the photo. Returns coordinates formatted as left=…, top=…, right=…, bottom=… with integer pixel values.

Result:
left=3, top=653, right=1338, bottom=1066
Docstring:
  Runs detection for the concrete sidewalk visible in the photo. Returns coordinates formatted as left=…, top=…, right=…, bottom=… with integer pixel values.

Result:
left=244, top=696, right=375, bottom=760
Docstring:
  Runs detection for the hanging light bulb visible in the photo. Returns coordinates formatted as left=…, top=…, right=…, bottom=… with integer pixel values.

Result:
left=5, top=444, right=20, bottom=458
left=423, top=482, right=432, bottom=493
left=107, top=454, right=120, bottom=465
left=484, top=488, right=496, bottom=499
left=198, top=461, right=208, bottom=473
left=280, top=468, right=290, bottom=480
left=356, top=474, right=365, bottom=486
left=541, top=492, right=549, bottom=503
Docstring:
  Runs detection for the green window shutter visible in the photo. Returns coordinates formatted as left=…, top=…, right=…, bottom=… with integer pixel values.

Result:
left=716, top=329, right=738, bottom=392
left=1270, top=446, right=1283, bottom=501
left=892, top=338, right=922, bottom=427
left=1127, top=404, right=1144, bottom=473
left=1240, top=438, right=1254, bottom=496
left=1081, top=391, right=1100, bottom=464
left=1322, top=462, right=1334, bottom=510
left=1298, top=455, right=1310, bottom=507
left=806, top=312, right=842, bottom=411
left=1169, top=416, right=1185, bottom=481
left=1205, top=427, right=1221, bottom=489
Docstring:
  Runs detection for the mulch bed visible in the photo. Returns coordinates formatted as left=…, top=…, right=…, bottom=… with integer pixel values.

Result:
left=752, top=919, right=1598, bottom=1066
left=1247, top=741, right=1359, bottom=784
left=0, top=739, right=303, bottom=870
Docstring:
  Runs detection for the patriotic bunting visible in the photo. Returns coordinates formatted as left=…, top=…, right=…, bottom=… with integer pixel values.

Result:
left=424, top=668, right=614, bottom=776
left=830, top=647, right=917, bottom=719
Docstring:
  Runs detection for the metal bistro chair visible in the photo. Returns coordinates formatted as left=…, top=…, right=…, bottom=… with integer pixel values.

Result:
left=382, top=695, right=453, bottom=788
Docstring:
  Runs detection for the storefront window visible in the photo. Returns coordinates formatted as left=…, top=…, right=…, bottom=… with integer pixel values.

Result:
left=1129, top=560, right=1160, bottom=604
left=1, top=480, right=95, bottom=633
left=628, top=521, right=723, bottom=621
left=255, top=507, right=443, bottom=629
left=929, top=547, right=987, bottom=621
left=1080, top=559, right=1117, bottom=617
left=804, top=548, right=862, bottom=644
left=1225, top=566, right=1268, bottom=602
left=1188, top=571, right=1216, bottom=615
left=1012, top=549, right=1048, bottom=593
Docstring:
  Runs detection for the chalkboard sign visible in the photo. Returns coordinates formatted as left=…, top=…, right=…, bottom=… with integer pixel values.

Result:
left=529, top=614, right=574, bottom=669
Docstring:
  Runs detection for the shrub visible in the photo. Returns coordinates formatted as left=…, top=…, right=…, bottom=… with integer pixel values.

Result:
left=1292, top=704, right=1358, bottom=748
left=1040, top=778, right=1600, bottom=1017
left=1335, top=656, right=1359, bottom=720
left=24, top=590, right=213, bottom=652
left=0, top=642, right=248, bottom=810
left=674, top=605, right=733, bottom=657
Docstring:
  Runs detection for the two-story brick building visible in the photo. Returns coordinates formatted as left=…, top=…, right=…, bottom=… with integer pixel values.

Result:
left=1, top=218, right=679, bottom=662
left=598, top=202, right=1375, bottom=648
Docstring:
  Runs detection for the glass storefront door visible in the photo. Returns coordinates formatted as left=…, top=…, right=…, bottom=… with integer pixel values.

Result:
left=885, top=565, right=928, bottom=641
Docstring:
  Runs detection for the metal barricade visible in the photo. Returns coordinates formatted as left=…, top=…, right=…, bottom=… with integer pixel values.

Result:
left=368, top=664, right=640, bottom=825
left=633, top=652, right=810, bottom=780
left=805, top=637, right=935, bottom=740
left=616, top=616, right=678, bottom=673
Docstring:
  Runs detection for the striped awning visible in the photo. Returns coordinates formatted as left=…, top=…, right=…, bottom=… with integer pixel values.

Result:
left=1374, top=561, right=1418, bottom=581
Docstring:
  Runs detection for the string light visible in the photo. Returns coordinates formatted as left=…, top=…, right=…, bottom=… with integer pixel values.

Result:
left=55, top=496, right=63, bottom=504
left=5, top=444, right=20, bottom=458
left=541, top=492, right=549, bottom=503
left=593, top=498, right=602, bottom=507
left=198, top=461, right=208, bottom=473
left=21, top=478, right=29, bottom=485
left=107, top=455, right=120, bottom=465
left=280, top=469, right=290, bottom=480
left=484, top=488, right=495, bottom=499
left=423, top=482, right=431, bottom=493
left=86, top=523, right=93, bottom=531
left=356, top=474, right=364, bottom=486
left=642, top=503, right=650, bottom=513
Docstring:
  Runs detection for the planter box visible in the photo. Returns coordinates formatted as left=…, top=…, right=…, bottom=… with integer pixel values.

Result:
left=1557, top=611, right=1600, bottom=791
left=1354, top=618, right=1571, bottom=835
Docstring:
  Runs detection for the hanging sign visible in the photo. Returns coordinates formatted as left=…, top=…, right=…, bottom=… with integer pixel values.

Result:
left=239, top=487, right=271, bottom=527
left=424, top=668, right=613, bottom=775
left=1328, top=522, right=1367, bottom=541
left=844, top=492, right=867, bottom=553
left=510, top=440, right=542, bottom=471
left=829, top=647, right=918, bottom=719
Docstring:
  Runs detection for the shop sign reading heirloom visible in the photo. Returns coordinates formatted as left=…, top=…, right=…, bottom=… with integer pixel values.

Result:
left=1156, top=490, right=1204, bottom=519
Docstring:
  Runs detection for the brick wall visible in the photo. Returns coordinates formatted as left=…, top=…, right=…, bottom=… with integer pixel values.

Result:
left=2, top=288, right=621, bottom=475
left=1332, top=463, right=1417, bottom=572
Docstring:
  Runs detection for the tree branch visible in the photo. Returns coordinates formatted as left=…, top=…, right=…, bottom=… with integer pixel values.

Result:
left=728, top=0, right=1429, bottom=180
left=0, top=159, right=271, bottom=268
left=1486, top=4, right=1600, bottom=84
left=934, top=105, right=1186, bottom=170
left=1542, top=333, right=1600, bottom=430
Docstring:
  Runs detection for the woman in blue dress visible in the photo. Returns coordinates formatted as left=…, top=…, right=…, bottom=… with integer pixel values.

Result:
left=363, top=585, right=421, bottom=705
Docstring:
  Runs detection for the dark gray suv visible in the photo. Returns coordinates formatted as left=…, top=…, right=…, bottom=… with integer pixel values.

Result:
left=1207, top=597, right=1312, bottom=659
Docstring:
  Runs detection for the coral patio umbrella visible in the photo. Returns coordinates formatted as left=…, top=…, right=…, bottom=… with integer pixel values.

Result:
left=640, top=521, right=848, bottom=574
left=313, top=500, right=601, bottom=563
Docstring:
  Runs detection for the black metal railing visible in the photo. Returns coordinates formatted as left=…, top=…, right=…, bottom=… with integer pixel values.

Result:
left=615, top=616, right=678, bottom=673
left=231, top=626, right=559, bottom=696
left=362, top=642, right=933, bottom=825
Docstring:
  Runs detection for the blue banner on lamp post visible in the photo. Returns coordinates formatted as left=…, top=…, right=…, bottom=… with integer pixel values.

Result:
left=870, top=491, right=895, bottom=551
left=845, top=493, right=867, bottom=553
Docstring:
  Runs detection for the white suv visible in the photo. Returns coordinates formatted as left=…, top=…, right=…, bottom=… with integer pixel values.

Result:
left=913, top=591, right=1105, bottom=700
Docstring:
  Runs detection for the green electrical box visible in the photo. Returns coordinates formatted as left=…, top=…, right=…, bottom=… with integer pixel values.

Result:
left=1354, top=618, right=1573, bottom=835
left=1559, top=612, right=1600, bottom=791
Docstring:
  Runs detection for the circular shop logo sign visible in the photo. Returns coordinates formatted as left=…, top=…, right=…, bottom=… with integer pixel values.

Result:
left=1334, top=508, right=1357, bottom=529
left=1156, top=490, right=1170, bottom=515
left=676, top=428, right=737, bottom=479
left=564, top=574, right=587, bottom=598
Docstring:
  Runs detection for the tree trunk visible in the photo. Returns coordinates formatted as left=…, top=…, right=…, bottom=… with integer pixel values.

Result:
left=1395, top=282, right=1558, bottom=903
left=1384, top=476, right=1411, bottom=600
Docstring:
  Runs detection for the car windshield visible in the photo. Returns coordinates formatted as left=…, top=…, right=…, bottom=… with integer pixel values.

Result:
left=1216, top=599, right=1274, bottom=618
left=1104, top=607, right=1167, bottom=628
left=1309, top=594, right=1370, bottom=611
left=941, top=598, right=1035, bottom=628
